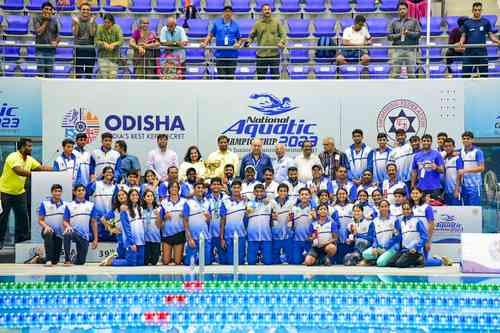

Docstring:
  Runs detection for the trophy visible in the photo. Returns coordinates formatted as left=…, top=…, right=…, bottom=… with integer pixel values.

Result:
left=204, top=158, right=221, bottom=179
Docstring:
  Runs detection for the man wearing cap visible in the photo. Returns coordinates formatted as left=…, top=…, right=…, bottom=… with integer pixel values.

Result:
left=239, top=139, right=273, bottom=182
left=241, top=165, right=261, bottom=200
left=306, top=164, right=334, bottom=203
left=201, top=6, right=243, bottom=79
left=282, top=163, right=305, bottom=202
left=272, top=144, right=292, bottom=184
left=295, top=140, right=321, bottom=184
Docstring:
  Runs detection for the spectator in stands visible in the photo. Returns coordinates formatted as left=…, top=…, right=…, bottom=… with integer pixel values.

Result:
left=74, top=133, right=92, bottom=186
left=445, top=16, right=466, bottom=76
left=146, top=134, right=178, bottom=182
left=0, top=138, right=52, bottom=248
left=72, top=2, right=97, bottom=79
left=160, top=16, right=188, bottom=65
left=272, top=144, right=292, bottom=184
left=295, top=140, right=321, bottom=183
left=207, top=135, right=240, bottom=179
left=411, top=134, right=444, bottom=198
left=33, top=1, right=60, bottom=78
left=201, top=6, right=242, bottom=79
left=459, top=2, right=500, bottom=78
left=239, top=139, right=273, bottom=182
left=319, top=137, right=349, bottom=181
left=460, top=131, right=485, bottom=206
left=405, top=0, right=428, bottom=21
left=130, top=17, right=160, bottom=79
left=336, top=15, right=372, bottom=75
left=90, top=132, right=120, bottom=180
left=247, top=4, right=286, bottom=80
left=95, top=14, right=123, bottom=79
left=114, top=140, right=141, bottom=184
left=179, top=146, right=207, bottom=181
left=388, top=2, right=421, bottom=79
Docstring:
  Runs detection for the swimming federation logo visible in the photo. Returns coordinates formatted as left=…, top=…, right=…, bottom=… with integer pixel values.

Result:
left=248, top=93, right=298, bottom=115
left=62, top=107, right=100, bottom=144
left=377, top=99, right=427, bottom=144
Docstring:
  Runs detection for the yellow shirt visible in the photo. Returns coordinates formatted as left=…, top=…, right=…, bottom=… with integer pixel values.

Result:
left=207, top=150, right=240, bottom=179
left=0, top=152, right=41, bottom=195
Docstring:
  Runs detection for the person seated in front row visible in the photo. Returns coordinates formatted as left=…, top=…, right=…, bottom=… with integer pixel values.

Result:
left=304, top=204, right=338, bottom=266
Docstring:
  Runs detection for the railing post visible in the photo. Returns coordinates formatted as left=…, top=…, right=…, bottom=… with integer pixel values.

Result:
left=425, top=0, right=432, bottom=79
left=199, top=233, right=205, bottom=280
left=233, top=231, right=239, bottom=280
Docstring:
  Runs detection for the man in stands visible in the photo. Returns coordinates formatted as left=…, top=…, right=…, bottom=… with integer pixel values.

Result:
left=239, top=139, right=273, bottom=182
left=33, top=1, right=60, bottom=78
left=146, top=134, right=178, bottom=182
left=336, top=14, right=372, bottom=75
left=319, top=137, right=349, bottom=181
left=388, top=2, right=421, bottom=78
left=160, top=16, right=188, bottom=63
left=72, top=2, right=97, bottom=79
left=459, top=2, right=500, bottom=78
left=201, top=6, right=242, bottom=79
left=95, top=14, right=123, bottom=79
left=247, top=3, right=286, bottom=80
left=445, top=16, right=466, bottom=76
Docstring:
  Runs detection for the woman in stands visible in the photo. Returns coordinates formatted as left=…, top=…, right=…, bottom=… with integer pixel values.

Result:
left=130, top=17, right=160, bottom=79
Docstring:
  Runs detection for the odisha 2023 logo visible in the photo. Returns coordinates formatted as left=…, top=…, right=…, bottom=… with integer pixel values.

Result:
left=222, top=93, right=318, bottom=148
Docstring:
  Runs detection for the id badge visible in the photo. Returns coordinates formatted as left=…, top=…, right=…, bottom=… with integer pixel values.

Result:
left=224, top=36, right=229, bottom=46
left=420, top=167, right=426, bottom=179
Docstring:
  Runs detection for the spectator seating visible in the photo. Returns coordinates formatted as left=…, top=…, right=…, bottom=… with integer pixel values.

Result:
left=115, top=16, right=134, bottom=37
left=104, top=0, right=127, bottom=12
left=148, top=17, right=160, bottom=34
left=368, top=63, right=391, bottom=79
left=56, top=41, right=74, bottom=62
left=154, top=0, right=176, bottom=13
left=235, top=65, right=256, bottom=79
left=4, top=40, right=20, bottom=61
left=354, top=0, right=376, bottom=13
left=379, top=0, right=399, bottom=12
left=279, top=0, right=301, bottom=13
left=339, top=18, right=354, bottom=33
left=186, top=47, right=205, bottom=63
left=5, top=15, right=30, bottom=35
left=288, top=65, right=310, bottom=79
left=368, top=42, right=389, bottom=62
left=53, top=63, right=73, bottom=78
left=289, top=43, right=310, bottom=63
left=204, top=0, right=224, bottom=12
left=287, top=19, right=310, bottom=38
left=487, top=41, right=499, bottom=61
left=304, top=0, right=326, bottom=13
left=232, top=0, right=251, bottom=12
left=313, top=18, right=336, bottom=37
left=186, top=19, right=209, bottom=38
left=488, top=62, right=500, bottom=77
left=57, top=0, right=75, bottom=12
left=366, top=17, right=388, bottom=37
left=339, top=64, right=363, bottom=79
left=314, top=65, right=336, bottom=79
left=236, top=19, right=254, bottom=38
left=420, top=40, right=443, bottom=63
left=26, top=0, right=44, bottom=11
left=1, top=0, right=24, bottom=11
left=450, top=63, right=463, bottom=78
left=330, top=0, right=351, bottom=13
left=484, top=14, right=498, bottom=33
left=238, top=47, right=257, bottom=63
left=255, top=0, right=275, bottom=11
left=420, top=16, right=443, bottom=36
left=20, top=63, right=38, bottom=77
left=422, top=63, right=446, bottom=78
left=130, top=0, right=153, bottom=12
left=181, top=0, right=201, bottom=8
left=3, top=63, right=17, bottom=76
left=446, top=15, right=461, bottom=33
left=185, top=65, right=206, bottom=79
left=59, top=15, right=73, bottom=37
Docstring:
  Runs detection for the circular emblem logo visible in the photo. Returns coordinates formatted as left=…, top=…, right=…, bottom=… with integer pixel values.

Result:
left=377, top=99, right=427, bottom=144
left=61, top=107, right=100, bottom=144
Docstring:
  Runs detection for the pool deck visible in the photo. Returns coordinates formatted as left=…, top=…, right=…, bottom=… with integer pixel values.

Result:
left=0, top=263, right=478, bottom=277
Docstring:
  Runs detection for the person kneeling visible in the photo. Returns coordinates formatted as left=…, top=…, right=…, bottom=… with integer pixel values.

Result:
left=304, top=204, right=338, bottom=266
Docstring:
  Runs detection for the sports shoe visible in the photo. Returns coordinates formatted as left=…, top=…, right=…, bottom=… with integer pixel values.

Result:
left=441, top=256, right=453, bottom=266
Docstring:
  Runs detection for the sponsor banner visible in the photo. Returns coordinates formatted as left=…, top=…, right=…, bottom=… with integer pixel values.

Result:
left=462, top=233, right=500, bottom=273
left=0, top=78, right=41, bottom=137
left=42, top=80, right=465, bottom=163
left=464, top=80, right=500, bottom=138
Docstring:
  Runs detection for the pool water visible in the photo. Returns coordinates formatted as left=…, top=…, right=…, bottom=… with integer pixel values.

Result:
left=1, top=275, right=500, bottom=333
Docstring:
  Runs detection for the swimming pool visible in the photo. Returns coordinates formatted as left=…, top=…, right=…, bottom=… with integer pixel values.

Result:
left=1, top=274, right=499, bottom=333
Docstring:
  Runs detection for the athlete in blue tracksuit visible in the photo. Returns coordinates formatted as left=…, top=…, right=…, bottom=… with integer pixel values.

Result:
left=270, top=183, right=295, bottom=264
left=394, top=203, right=428, bottom=268
left=246, top=184, right=273, bottom=265
left=207, top=178, right=228, bottom=264
left=220, top=180, right=247, bottom=265
left=343, top=204, right=375, bottom=266
left=290, top=187, right=316, bottom=265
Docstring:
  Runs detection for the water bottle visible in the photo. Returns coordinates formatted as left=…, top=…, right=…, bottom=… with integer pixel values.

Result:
left=190, top=255, right=196, bottom=273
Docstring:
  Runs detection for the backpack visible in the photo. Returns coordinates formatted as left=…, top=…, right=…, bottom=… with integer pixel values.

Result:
left=315, top=36, right=336, bottom=61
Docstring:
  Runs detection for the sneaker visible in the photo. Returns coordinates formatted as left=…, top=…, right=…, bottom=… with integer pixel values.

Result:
left=99, top=255, right=115, bottom=266
left=441, top=256, right=453, bottom=266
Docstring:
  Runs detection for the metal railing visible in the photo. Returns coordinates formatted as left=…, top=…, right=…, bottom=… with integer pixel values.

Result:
left=1, top=42, right=499, bottom=79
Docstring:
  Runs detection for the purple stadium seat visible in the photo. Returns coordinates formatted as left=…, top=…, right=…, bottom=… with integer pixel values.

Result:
left=255, top=0, right=275, bottom=11
left=53, top=63, right=73, bottom=78
left=236, top=19, right=254, bottom=38
left=5, top=15, right=29, bottom=35
left=26, top=0, right=43, bottom=10
left=422, top=63, right=446, bottom=78
left=314, top=65, right=336, bottom=79
left=1, top=0, right=24, bottom=10
left=289, top=43, right=310, bottom=63
left=366, top=17, right=388, bottom=37
left=232, top=0, right=250, bottom=12
left=379, top=0, right=399, bottom=12
left=56, top=41, right=74, bottom=62
left=145, top=17, right=160, bottom=34
left=484, top=15, right=498, bottom=33
left=59, top=15, right=73, bottom=37
left=339, top=18, right=353, bottom=33
left=288, top=65, right=309, bottom=79
left=176, top=17, right=185, bottom=28
left=313, top=18, right=336, bottom=37
left=130, top=0, right=152, bottom=12
left=354, top=0, right=376, bottom=13
left=330, top=0, right=351, bottom=13
left=186, top=19, right=209, bottom=38
left=4, top=63, right=17, bottom=76
left=116, top=17, right=134, bottom=37
left=279, top=0, right=300, bottom=13
left=20, top=63, right=38, bottom=77
left=368, top=63, right=390, bottom=79
left=186, top=47, right=205, bottom=63
left=57, top=0, right=75, bottom=12
left=3, top=40, right=20, bottom=61
left=488, top=62, right=500, bottom=77
left=154, top=0, right=176, bottom=12
left=235, top=65, right=256, bottom=79
left=420, top=16, right=442, bottom=36
left=204, top=0, right=224, bottom=12
left=420, top=41, right=443, bottom=63
left=304, top=0, right=325, bottom=13
left=446, top=15, right=460, bottom=33
left=339, top=64, right=362, bottom=79
left=181, top=0, right=200, bottom=8
left=487, top=41, right=498, bottom=61
left=450, top=63, right=462, bottom=78
left=104, top=0, right=127, bottom=11
left=90, top=0, right=101, bottom=11
left=287, top=19, right=310, bottom=38
left=238, top=47, right=257, bottom=63
left=185, top=66, right=206, bottom=79
left=207, top=66, right=217, bottom=79
left=368, top=42, right=389, bottom=62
